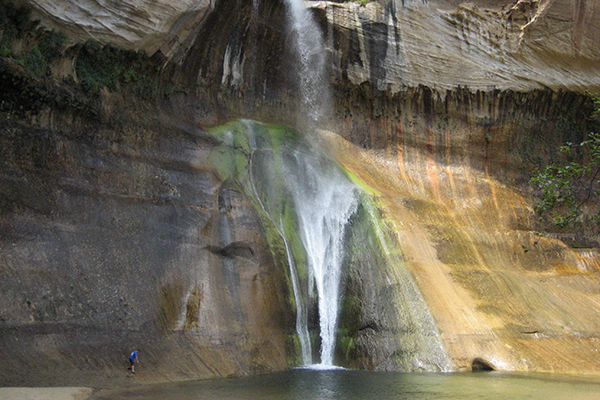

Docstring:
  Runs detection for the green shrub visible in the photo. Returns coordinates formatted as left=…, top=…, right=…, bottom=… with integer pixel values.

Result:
left=75, top=41, right=161, bottom=98
left=38, top=29, right=66, bottom=61
left=1, top=0, right=66, bottom=78
left=531, top=93, right=600, bottom=230
left=0, top=1, right=35, bottom=42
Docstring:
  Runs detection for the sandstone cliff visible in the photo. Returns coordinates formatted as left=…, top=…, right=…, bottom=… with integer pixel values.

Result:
left=24, top=0, right=213, bottom=60
left=1, top=0, right=600, bottom=385
left=22, top=0, right=600, bottom=91
left=323, top=0, right=600, bottom=92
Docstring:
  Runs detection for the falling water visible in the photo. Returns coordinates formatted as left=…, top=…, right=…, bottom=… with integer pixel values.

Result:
left=209, top=119, right=451, bottom=370
left=281, top=233, right=313, bottom=364
left=208, top=0, right=450, bottom=371
left=238, top=120, right=358, bottom=367
left=282, top=145, right=358, bottom=366
left=284, top=0, right=331, bottom=126
left=281, top=0, right=346, bottom=365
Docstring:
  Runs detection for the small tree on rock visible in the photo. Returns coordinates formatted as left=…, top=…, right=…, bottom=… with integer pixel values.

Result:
left=531, top=93, right=600, bottom=231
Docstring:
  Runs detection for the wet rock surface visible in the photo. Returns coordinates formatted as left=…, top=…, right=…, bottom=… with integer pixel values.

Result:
left=324, top=128, right=600, bottom=374
left=0, top=118, right=293, bottom=386
left=1, top=0, right=600, bottom=385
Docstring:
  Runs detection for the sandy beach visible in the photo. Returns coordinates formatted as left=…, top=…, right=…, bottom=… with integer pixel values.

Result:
left=0, top=387, right=93, bottom=400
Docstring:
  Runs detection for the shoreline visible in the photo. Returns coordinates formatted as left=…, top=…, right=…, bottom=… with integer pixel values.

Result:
left=3, top=371, right=600, bottom=400
left=0, top=387, right=94, bottom=400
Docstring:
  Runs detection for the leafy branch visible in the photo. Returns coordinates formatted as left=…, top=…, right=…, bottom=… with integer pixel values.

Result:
left=531, top=93, right=600, bottom=230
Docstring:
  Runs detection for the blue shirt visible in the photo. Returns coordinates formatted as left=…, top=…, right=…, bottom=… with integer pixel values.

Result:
left=129, top=351, right=138, bottom=361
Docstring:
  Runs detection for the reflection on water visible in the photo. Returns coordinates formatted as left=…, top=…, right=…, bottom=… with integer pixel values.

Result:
left=94, top=369, right=600, bottom=400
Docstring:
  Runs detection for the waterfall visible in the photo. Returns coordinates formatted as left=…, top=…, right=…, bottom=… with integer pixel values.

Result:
left=280, top=0, right=344, bottom=366
left=240, top=120, right=358, bottom=367
left=207, top=0, right=451, bottom=371
left=283, top=145, right=358, bottom=366
left=281, top=233, right=313, bottom=363
left=209, top=120, right=451, bottom=371
left=284, top=0, right=331, bottom=127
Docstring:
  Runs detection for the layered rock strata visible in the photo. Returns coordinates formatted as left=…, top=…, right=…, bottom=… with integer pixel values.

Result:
left=1, top=0, right=599, bottom=383
left=0, top=116, right=294, bottom=386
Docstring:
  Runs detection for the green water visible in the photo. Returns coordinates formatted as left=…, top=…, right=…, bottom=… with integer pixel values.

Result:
left=94, top=368, right=600, bottom=400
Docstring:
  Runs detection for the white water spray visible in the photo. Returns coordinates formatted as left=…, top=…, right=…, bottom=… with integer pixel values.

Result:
left=243, top=120, right=358, bottom=367
left=281, top=0, right=346, bottom=366
left=287, top=152, right=358, bottom=366
left=284, top=0, right=331, bottom=126
left=211, top=119, right=452, bottom=371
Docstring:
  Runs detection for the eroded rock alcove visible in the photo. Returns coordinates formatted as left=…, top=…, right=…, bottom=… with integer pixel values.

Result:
left=1, top=0, right=599, bottom=385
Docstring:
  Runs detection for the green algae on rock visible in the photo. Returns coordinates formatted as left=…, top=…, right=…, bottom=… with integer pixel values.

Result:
left=207, top=119, right=450, bottom=370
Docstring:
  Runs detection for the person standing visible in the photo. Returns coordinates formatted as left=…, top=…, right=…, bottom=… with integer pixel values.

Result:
left=128, top=350, right=139, bottom=374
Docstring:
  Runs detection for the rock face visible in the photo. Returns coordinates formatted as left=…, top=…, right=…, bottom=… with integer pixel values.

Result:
left=322, top=0, right=600, bottom=92
left=1, top=0, right=600, bottom=384
left=0, top=118, right=294, bottom=386
left=22, top=0, right=600, bottom=91
left=325, top=125, right=600, bottom=374
left=24, top=0, right=215, bottom=59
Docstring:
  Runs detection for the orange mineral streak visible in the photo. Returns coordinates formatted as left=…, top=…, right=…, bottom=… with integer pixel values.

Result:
left=322, top=130, right=600, bottom=374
